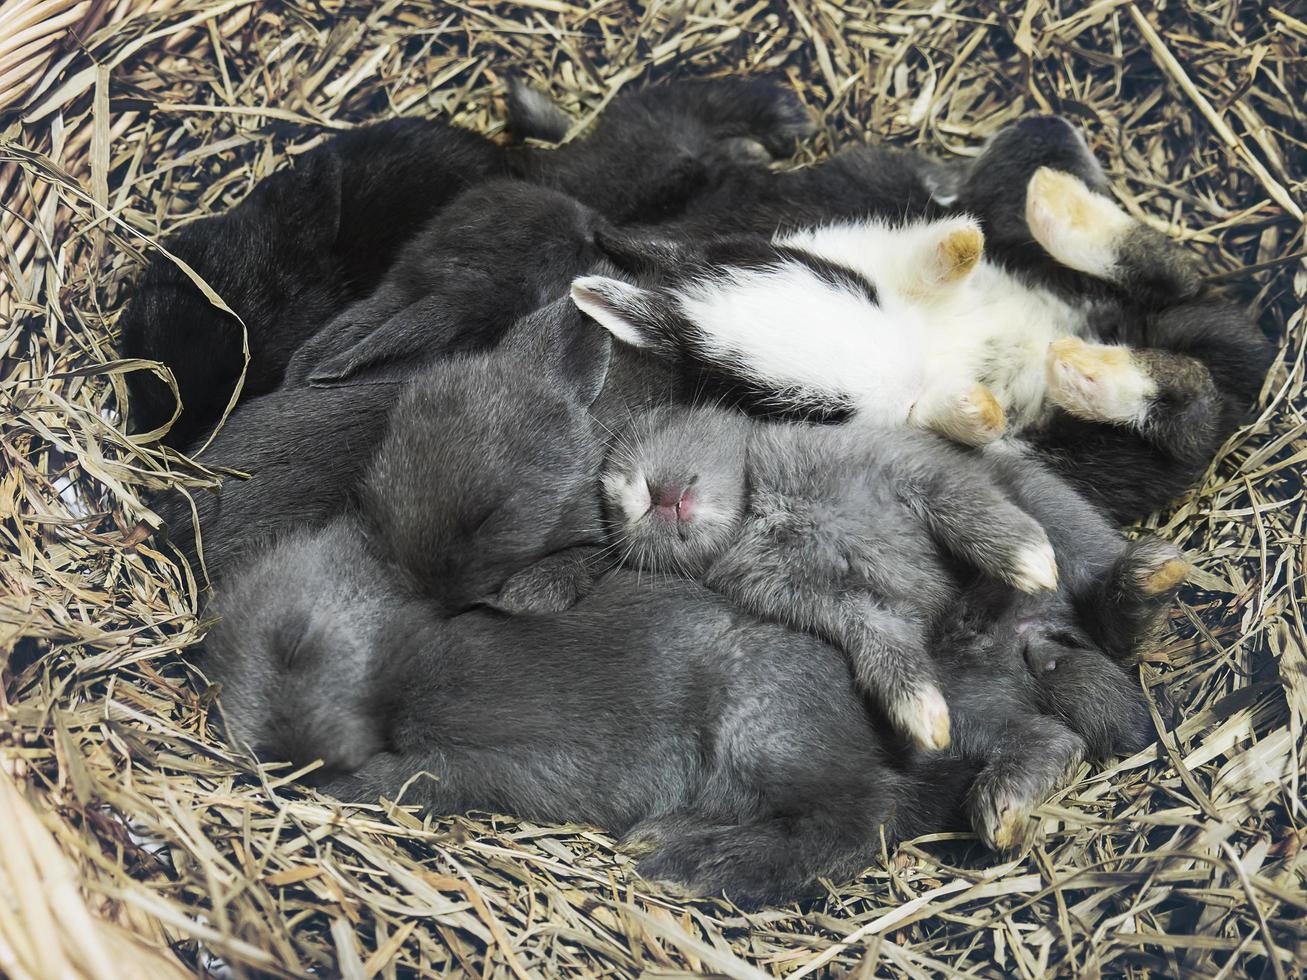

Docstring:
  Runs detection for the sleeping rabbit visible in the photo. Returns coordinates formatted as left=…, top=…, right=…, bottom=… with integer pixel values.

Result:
left=568, top=113, right=1273, bottom=521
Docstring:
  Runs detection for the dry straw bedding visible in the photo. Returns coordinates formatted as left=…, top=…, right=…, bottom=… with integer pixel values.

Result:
left=1, top=1, right=1304, bottom=977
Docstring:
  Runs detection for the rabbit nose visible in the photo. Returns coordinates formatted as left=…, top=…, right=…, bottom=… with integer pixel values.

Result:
left=650, top=483, right=682, bottom=508
left=648, top=480, right=697, bottom=523
left=1021, top=633, right=1059, bottom=674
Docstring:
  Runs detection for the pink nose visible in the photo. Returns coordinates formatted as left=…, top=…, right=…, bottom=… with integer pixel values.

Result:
left=650, top=483, right=695, bottom=523
left=650, top=483, right=682, bottom=508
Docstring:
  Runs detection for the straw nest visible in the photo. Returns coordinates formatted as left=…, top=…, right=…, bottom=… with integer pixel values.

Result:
left=1, top=2, right=1303, bottom=977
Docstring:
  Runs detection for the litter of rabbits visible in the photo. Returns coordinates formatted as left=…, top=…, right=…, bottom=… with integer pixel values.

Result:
left=1, top=2, right=1304, bottom=977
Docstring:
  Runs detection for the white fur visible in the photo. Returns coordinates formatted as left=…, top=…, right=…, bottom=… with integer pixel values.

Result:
left=670, top=216, right=1096, bottom=435
left=1010, top=540, right=1059, bottom=592
left=572, top=279, right=653, bottom=348
left=672, top=263, right=929, bottom=426
left=892, top=682, right=951, bottom=751
left=779, top=214, right=982, bottom=302
left=603, top=469, right=651, bottom=525
left=1046, top=342, right=1158, bottom=425
left=583, top=211, right=1120, bottom=445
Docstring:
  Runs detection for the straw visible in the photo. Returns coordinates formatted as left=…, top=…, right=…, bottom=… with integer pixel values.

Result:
left=2, top=1, right=1303, bottom=975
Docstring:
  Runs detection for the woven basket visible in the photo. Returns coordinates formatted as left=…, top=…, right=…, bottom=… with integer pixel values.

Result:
left=2, top=3, right=1303, bottom=976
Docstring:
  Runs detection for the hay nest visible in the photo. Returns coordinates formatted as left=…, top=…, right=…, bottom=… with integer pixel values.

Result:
left=2, top=1, right=1303, bottom=976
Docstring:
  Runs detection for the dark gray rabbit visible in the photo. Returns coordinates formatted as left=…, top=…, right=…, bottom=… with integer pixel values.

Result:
left=601, top=405, right=1060, bottom=751
left=118, top=118, right=506, bottom=447
left=151, top=174, right=624, bottom=584
left=207, top=528, right=972, bottom=910
left=152, top=291, right=683, bottom=586
left=600, top=407, right=1183, bottom=847
left=930, top=445, right=1184, bottom=847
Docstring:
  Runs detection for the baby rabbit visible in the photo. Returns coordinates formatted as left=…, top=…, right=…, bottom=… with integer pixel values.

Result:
left=951, top=115, right=1275, bottom=519
left=573, top=114, right=1273, bottom=521
left=931, top=446, right=1186, bottom=847
left=601, top=409, right=1184, bottom=847
left=571, top=169, right=1234, bottom=450
left=283, top=179, right=604, bottom=385
left=118, top=118, right=506, bottom=446
left=153, top=284, right=686, bottom=586
left=207, top=533, right=974, bottom=910
left=601, top=404, right=1060, bottom=750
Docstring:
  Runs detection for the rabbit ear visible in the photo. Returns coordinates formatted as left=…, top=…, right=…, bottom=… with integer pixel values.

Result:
left=569, top=276, right=666, bottom=349
left=500, top=299, right=612, bottom=408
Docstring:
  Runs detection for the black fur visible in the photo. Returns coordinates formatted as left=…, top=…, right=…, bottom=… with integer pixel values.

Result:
left=118, top=118, right=506, bottom=446
left=284, top=179, right=603, bottom=385
left=121, top=78, right=821, bottom=445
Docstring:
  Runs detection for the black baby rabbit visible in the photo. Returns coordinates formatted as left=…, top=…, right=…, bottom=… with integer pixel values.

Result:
left=119, top=118, right=505, bottom=446
left=283, top=179, right=604, bottom=386
left=120, top=78, right=815, bottom=445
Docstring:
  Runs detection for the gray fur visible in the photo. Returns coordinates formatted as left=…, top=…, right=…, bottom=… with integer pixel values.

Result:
left=203, top=312, right=975, bottom=908
left=602, top=408, right=1182, bottom=847
left=602, top=405, right=1056, bottom=748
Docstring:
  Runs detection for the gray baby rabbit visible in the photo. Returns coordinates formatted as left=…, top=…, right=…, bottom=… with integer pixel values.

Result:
left=932, top=446, right=1186, bottom=847
left=602, top=405, right=1059, bottom=750
left=206, top=528, right=975, bottom=910
left=601, top=409, right=1184, bottom=848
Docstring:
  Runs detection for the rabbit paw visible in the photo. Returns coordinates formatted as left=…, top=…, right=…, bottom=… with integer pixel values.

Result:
left=1026, top=167, right=1134, bottom=278
left=969, top=777, right=1037, bottom=851
left=1046, top=337, right=1156, bottom=425
left=1126, top=538, right=1190, bottom=596
left=1008, top=535, right=1059, bottom=593
left=911, top=383, right=1007, bottom=446
left=967, top=726, right=1085, bottom=850
left=933, top=221, right=985, bottom=284
left=887, top=682, right=952, bottom=751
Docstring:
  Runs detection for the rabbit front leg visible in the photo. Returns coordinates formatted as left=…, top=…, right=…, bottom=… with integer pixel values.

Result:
left=705, top=538, right=951, bottom=750
left=894, top=454, right=1059, bottom=593
left=486, top=545, right=601, bottom=614
left=963, top=713, right=1087, bottom=850
left=908, top=378, right=1008, bottom=446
